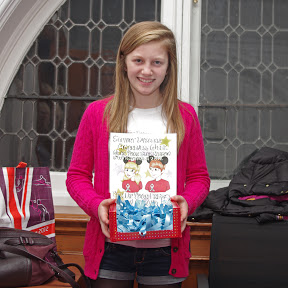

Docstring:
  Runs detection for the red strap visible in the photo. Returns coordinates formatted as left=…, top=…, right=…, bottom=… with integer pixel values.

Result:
left=16, top=162, right=27, bottom=168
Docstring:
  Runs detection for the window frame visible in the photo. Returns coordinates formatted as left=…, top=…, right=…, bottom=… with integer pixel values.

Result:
left=0, top=0, right=66, bottom=110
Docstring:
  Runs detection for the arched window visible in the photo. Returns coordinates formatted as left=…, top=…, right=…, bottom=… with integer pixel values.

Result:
left=0, top=0, right=161, bottom=171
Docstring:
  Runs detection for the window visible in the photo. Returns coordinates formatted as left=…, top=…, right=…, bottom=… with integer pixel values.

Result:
left=0, top=0, right=161, bottom=171
left=199, top=0, right=288, bottom=184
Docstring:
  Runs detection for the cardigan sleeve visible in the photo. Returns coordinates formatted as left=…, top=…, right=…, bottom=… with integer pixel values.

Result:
left=180, top=103, right=211, bottom=215
left=66, top=103, right=105, bottom=219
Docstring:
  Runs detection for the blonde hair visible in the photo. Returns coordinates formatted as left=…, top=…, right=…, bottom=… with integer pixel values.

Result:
left=123, top=161, right=141, bottom=185
left=104, top=21, right=185, bottom=150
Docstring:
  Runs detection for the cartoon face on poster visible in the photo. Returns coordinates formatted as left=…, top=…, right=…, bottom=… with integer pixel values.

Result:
left=109, top=133, right=177, bottom=206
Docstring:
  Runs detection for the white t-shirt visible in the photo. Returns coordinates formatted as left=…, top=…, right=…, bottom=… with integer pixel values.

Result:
left=110, top=104, right=171, bottom=248
left=127, top=104, right=167, bottom=134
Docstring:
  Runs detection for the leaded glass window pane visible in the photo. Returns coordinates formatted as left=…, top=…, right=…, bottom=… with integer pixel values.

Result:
left=200, top=0, right=288, bottom=179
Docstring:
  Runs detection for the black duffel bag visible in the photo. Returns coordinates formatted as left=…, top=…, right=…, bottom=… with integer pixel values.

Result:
left=0, top=227, right=90, bottom=288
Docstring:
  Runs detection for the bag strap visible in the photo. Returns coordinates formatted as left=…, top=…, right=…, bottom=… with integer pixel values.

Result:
left=0, top=243, right=91, bottom=288
left=49, top=250, right=76, bottom=281
left=58, top=263, right=91, bottom=288
left=5, top=237, right=50, bottom=246
left=16, top=162, right=27, bottom=168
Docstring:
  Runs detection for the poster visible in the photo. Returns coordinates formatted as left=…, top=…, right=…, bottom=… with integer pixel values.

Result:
left=109, top=132, right=177, bottom=206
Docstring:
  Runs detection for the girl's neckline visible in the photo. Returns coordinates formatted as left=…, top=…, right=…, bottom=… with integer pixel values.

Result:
left=130, top=103, right=163, bottom=114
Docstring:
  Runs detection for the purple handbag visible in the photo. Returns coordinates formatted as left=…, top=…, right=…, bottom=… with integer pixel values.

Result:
left=0, top=227, right=90, bottom=288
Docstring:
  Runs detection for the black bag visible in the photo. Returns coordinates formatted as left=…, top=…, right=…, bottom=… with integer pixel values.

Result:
left=0, top=227, right=90, bottom=288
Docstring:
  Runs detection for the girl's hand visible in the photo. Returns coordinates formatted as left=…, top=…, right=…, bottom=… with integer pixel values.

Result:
left=170, top=195, right=188, bottom=233
left=98, top=198, right=116, bottom=238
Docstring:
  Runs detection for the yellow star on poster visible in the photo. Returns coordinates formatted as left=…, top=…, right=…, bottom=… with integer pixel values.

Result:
left=145, top=170, right=151, bottom=177
left=117, top=144, right=127, bottom=155
left=114, top=189, right=124, bottom=200
left=161, top=136, right=171, bottom=147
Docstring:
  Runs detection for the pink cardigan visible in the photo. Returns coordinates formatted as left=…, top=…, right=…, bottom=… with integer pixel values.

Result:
left=66, top=96, right=210, bottom=279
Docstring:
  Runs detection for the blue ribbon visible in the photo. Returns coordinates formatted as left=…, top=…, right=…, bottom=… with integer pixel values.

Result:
left=116, top=195, right=173, bottom=236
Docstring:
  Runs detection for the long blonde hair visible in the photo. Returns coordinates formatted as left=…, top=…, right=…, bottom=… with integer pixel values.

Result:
left=123, top=161, right=141, bottom=185
left=104, top=21, right=185, bottom=150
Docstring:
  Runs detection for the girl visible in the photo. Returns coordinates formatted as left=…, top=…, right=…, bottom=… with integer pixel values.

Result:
left=122, top=158, right=142, bottom=192
left=66, top=21, right=210, bottom=288
left=145, top=156, right=170, bottom=193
